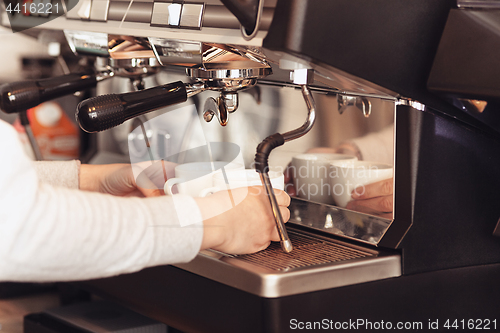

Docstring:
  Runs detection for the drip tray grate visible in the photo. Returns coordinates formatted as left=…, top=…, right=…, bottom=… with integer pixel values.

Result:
left=233, top=232, right=375, bottom=271
left=177, top=230, right=401, bottom=297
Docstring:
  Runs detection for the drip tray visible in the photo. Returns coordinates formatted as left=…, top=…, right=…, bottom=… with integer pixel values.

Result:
left=235, top=233, right=373, bottom=270
left=175, top=229, right=401, bottom=298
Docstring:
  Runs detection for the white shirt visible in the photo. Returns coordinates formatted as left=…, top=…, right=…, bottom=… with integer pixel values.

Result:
left=350, top=125, right=394, bottom=166
left=0, top=119, right=203, bottom=282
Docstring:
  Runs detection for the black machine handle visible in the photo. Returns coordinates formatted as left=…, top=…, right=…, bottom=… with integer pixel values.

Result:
left=76, top=81, right=187, bottom=133
left=0, top=73, right=97, bottom=114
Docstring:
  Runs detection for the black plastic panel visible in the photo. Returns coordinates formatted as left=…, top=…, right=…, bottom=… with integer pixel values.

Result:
left=394, top=106, right=500, bottom=274
left=264, top=0, right=453, bottom=106
left=428, top=9, right=500, bottom=101
left=262, top=0, right=500, bottom=136
left=24, top=313, right=90, bottom=333
left=79, top=263, right=500, bottom=332
left=428, top=9, right=500, bottom=134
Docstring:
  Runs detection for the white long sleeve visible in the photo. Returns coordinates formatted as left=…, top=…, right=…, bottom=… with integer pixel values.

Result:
left=350, top=125, right=394, bottom=165
left=0, top=120, right=203, bottom=282
left=33, top=160, right=81, bottom=189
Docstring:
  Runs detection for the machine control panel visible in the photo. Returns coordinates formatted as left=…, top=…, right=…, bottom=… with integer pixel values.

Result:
left=65, top=0, right=204, bottom=29
left=150, top=1, right=204, bottom=29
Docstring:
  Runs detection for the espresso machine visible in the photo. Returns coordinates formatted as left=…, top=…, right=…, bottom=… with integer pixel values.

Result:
left=2, top=0, right=500, bottom=332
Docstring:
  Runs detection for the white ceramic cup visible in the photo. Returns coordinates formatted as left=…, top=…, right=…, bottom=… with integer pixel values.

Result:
left=199, top=169, right=284, bottom=197
left=329, top=160, right=393, bottom=208
left=164, top=161, right=244, bottom=197
left=290, top=153, right=358, bottom=204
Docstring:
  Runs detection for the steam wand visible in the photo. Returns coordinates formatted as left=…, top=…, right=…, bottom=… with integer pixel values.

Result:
left=255, top=85, right=316, bottom=253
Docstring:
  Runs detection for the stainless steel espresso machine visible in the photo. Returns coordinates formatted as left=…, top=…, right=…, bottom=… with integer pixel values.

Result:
left=3, top=0, right=500, bottom=332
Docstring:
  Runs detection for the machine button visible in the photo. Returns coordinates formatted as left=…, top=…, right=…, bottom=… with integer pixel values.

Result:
left=66, top=0, right=91, bottom=20
left=90, top=0, right=109, bottom=22
left=151, top=2, right=182, bottom=27
left=180, top=3, right=203, bottom=29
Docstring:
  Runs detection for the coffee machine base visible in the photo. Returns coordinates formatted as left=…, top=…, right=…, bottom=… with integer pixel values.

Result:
left=175, top=228, right=401, bottom=298
left=78, top=262, right=500, bottom=333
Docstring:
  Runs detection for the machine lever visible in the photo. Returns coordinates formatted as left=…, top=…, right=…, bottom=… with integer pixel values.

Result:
left=76, top=81, right=188, bottom=133
left=0, top=72, right=97, bottom=114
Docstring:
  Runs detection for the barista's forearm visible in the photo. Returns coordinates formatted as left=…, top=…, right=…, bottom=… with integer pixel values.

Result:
left=33, top=160, right=80, bottom=189
left=0, top=184, right=203, bottom=282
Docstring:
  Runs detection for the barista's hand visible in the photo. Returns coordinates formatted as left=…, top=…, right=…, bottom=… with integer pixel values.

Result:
left=80, top=161, right=176, bottom=197
left=196, top=186, right=291, bottom=254
left=346, top=178, right=393, bottom=219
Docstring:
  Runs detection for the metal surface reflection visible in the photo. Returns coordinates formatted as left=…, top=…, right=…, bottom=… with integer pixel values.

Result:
left=289, top=198, right=392, bottom=245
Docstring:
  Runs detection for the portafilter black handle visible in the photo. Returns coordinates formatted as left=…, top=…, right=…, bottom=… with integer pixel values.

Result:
left=0, top=72, right=97, bottom=114
left=76, top=81, right=187, bottom=133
